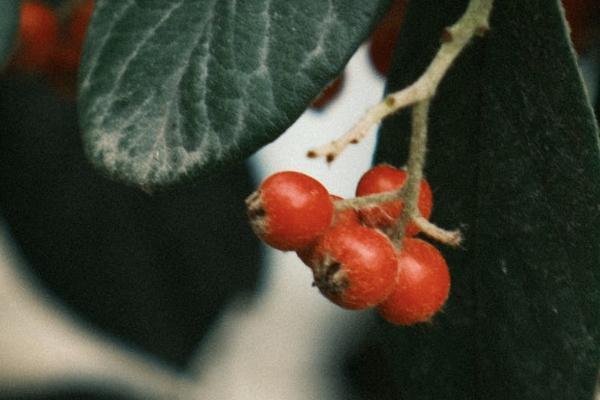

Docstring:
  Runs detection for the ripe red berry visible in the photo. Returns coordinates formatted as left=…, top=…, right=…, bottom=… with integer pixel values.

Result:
left=12, top=1, right=59, bottom=72
left=296, top=195, right=360, bottom=267
left=368, top=0, right=408, bottom=76
left=67, top=0, right=95, bottom=51
left=378, top=238, right=450, bottom=325
left=246, top=171, right=334, bottom=251
left=311, top=224, right=399, bottom=310
left=355, top=164, right=432, bottom=236
left=310, top=74, right=345, bottom=110
left=57, top=0, right=94, bottom=72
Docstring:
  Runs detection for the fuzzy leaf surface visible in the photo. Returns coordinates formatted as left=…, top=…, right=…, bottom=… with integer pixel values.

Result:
left=361, top=0, right=600, bottom=399
left=79, top=0, right=391, bottom=188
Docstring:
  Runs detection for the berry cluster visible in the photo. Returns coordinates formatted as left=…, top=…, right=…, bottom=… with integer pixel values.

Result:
left=246, top=165, right=450, bottom=325
left=7, top=0, right=94, bottom=96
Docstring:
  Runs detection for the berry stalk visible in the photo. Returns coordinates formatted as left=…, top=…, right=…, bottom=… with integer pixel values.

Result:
left=306, top=0, right=494, bottom=161
left=393, top=100, right=429, bottom=244
left=308, top=0, right=494, bottom=247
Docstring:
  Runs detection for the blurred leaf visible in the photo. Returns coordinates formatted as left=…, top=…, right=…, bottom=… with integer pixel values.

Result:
left=0, top=75, right=261, bottom=371
left=0, top=0, right=19, bottom=68
left=79, top=0, right=392, bottom=188
left=363, top=0, right=600, bottom=399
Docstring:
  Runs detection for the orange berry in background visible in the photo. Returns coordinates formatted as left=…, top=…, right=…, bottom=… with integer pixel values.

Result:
left=67, top=0, right=95, bottom=50
left=368, top=0, right=408, bottom=76
left=50, top=0, right=94, bottom=74
left=12, top=1, right=59, bottom=72
left=310, top=74, right=345, bottom=110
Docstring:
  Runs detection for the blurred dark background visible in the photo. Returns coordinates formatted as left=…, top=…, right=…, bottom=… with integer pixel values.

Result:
left=0, top=72, right=262, bottom=399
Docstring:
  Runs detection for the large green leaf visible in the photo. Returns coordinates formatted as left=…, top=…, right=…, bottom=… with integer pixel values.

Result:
left=0, top=0, right=19, bottom=68
left=79, top=0, right=392, bottom=188
left=365, top=0, right=600, bottom=399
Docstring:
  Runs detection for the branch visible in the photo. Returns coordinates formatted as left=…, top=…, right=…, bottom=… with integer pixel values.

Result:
left=413, top=215, right=463, bottom=247
left=307, top=0, right=493, bottom=162
left=334, top=187, right=406, bottom=211
left=393, top=100, right=430, bottom=243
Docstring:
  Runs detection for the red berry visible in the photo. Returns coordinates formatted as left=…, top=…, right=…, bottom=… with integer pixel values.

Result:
left=46, top=0, right=94, bottom=96
left=12, top=1, right=59, bottom=72
left=311, top=224, right=399, bottom=310
left=296, top=195, right=360, bottom=267
left=49, top=45, right=80, bottom=73
left=368, top=0, right=408, bottom=76
left=67, top=0, right=95, bottom=53
left=246, top=171, right=334, bottom=251
left=355, top=164, right=432, bottom=236
left=310, top=74, right=345, bottom=110
left=378, top=238, right=450, bottom=325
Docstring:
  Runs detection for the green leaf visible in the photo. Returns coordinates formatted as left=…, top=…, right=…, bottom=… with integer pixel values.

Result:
left=79, top=0, right=392, bottom=188
left=0, top=0, right=19, bottom=68
left=369, top=0, right=600, bottom=399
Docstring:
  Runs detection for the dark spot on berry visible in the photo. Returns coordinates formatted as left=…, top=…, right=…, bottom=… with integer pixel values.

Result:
left=314, top=259, right=349, bottom=295
left=325, top=261, right=341, bottom=279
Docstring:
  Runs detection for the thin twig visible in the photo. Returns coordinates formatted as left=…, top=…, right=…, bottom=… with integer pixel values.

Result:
left=413, top=215, right=463, bottom=247
left=393, top=100, right=430, bottom=245
left=307, top=0, right=493, bottom=161
left=334, top=187, right=406, bottom=211
left=393, top=0, right=494, bottom=246
left=311, top=0, right=494, bottom=247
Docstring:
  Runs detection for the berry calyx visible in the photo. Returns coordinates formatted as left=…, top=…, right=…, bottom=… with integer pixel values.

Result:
left=378, top=238, right=450, bottom=325
left=311, top=224, right=398, bottom=310
left=246, top=171, right=334, bottom=251
left=12, top=1, right=60, bottom=72
left=355, top=164, right=432, bottom=236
